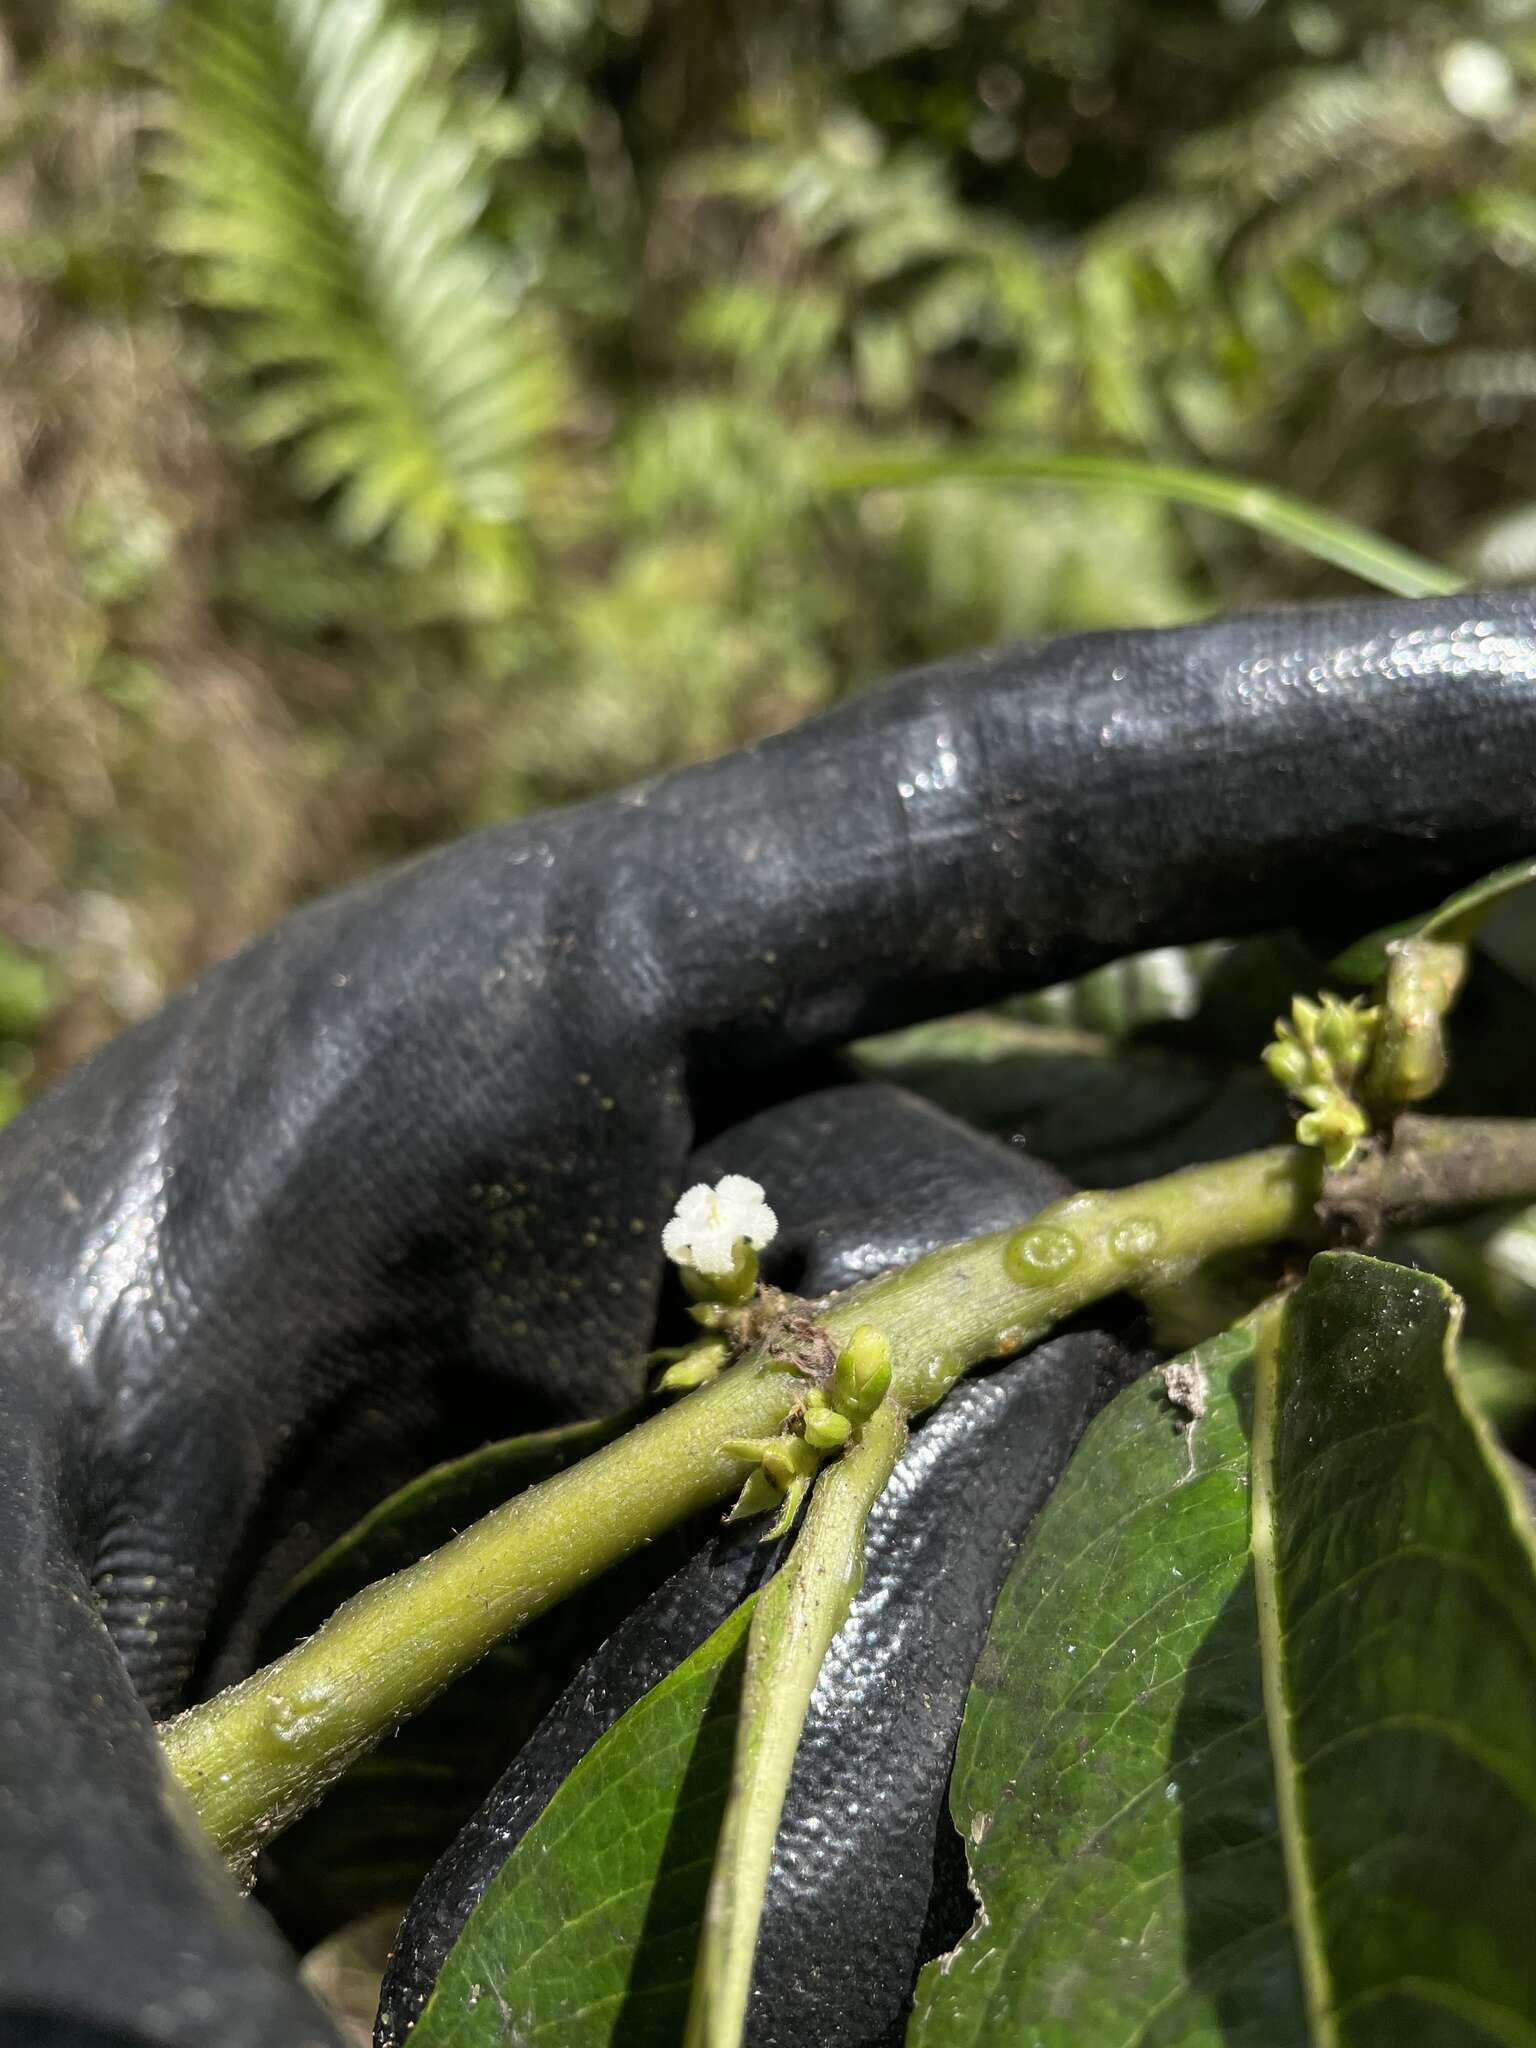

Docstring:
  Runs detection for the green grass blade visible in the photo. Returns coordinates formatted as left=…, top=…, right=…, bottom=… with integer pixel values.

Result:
left=817, top=449, right=1463, bottom=600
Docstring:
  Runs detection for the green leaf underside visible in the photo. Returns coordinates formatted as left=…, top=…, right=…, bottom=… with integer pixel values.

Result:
left=407, top=1598, right=756, bottom=2047
left=910, top=1256, right=1536, bottom=2048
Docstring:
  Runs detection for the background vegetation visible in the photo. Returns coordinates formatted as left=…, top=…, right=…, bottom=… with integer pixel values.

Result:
left=3, top=0, right=1535, bottom=1110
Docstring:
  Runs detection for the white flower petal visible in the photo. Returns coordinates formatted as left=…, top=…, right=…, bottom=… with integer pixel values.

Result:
left=689, top=1224, right=737, bottom=1275
left=672, top=1184, right=716, bottom=1231
left=661, top=1214, right=695, bottom=1264
left=662, top=1174, right=778, bottom=1273
left=712, top=1175, right=778, bottom=1247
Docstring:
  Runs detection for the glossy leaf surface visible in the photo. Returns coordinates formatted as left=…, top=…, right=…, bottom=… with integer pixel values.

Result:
left=407, top=1599, right=755, bottom=2046
left=909, top=1256, right=1536, bottom=2046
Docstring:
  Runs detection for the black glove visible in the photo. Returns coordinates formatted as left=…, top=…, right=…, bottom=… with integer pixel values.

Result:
left=2, top=591, right=1536, bottom=2044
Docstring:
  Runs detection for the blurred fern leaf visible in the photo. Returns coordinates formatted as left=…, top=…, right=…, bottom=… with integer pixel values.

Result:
left=158, top=0, right=569, bottom=593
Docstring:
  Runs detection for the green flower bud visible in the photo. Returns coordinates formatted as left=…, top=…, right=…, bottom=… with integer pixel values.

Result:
left=802, top=1403, right=853, bottom=1452
left=1296, top=1097, right=1369, bottom=1172
left=1265, top=987, right=1388, bottom=1173
left=1290, top=995, right=1322, bottom=1048
left=722, top=1432, right=821, bottom=1533
left=832, top=1325, right=893, bottom=1421
left=653, top=1336, right=729, bottom=1392
left=1314, top=995, right=1377, bottom=1081
left=761, top=1435, right=820, bottom=1491
left=726, top=1467, right=783, bottom=1524
left=722, top=1433, right=777, bottom=1463
left=1262, top=1035, right=1310, bottom=1092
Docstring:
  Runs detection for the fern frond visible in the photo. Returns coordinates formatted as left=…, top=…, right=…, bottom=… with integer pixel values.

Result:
left=1174, top=71, right=1463, bottom=208
left=159, top=0, right=569, bottom=590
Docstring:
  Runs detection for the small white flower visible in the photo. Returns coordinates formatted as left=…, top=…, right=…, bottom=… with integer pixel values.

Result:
left=662, top=1175, right=778, bottom=1277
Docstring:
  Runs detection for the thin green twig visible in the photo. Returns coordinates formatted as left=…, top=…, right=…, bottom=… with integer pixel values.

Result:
left=686, top=1398, right=908, bottom=2048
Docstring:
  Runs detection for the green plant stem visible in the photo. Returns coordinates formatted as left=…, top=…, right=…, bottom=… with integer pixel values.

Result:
left=815, top=448, right=1463, bottom=600
left=160, top=1119, right=1536, bottom=1873
left=162, top=1352, right=797, bottom=1880
left=1327, top=1113, right=1536, bottom=1230
left=686, top=1398, right=908, bottom=2048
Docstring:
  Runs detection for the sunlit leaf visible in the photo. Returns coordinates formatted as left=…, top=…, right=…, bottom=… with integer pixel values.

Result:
left=910, top=1256, right=1536, bottom=2045
left=406, top=1598, right=755, bottom=2047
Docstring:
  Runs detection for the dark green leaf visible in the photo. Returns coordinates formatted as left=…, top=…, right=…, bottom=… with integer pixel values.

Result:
left=910, top=1256, right=1536, bottom=2046
left=1330, top=857, right=1536, bottom=984
left=853, top=1007, right=1287, bottom=1186
left=407, top=1597, right=755, bottom=2046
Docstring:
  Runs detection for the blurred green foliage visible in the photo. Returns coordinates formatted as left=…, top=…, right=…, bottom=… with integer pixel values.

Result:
left=2, top=0, right=1535, bottom=1083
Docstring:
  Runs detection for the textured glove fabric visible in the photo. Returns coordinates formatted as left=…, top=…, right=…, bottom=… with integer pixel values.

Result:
left=1, top=593, right=1535, bottom=2042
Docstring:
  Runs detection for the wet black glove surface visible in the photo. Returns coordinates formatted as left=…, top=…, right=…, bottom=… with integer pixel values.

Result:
left=4, top=591, right=1536, bottom=2043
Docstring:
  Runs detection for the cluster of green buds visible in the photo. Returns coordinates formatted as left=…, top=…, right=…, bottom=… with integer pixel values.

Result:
left=1264, top=927, right=1473, bottom=1174
left=1263, top=992, right=1380, bottom=1171
left=723, top=1325, right=894, bottom=1540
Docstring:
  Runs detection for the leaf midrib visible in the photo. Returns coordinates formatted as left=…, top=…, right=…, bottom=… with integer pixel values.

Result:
left=1249, top=1295, right=1336, bottom=2048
